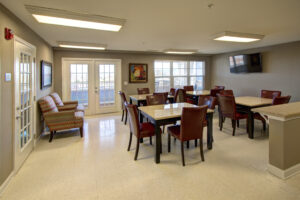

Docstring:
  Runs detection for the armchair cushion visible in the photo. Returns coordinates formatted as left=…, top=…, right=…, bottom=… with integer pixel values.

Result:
left=50, top=93, right=64, bottom=106
left=39, top=96, right=58, bottom=114
left=44, top=111, right=84, bottom=131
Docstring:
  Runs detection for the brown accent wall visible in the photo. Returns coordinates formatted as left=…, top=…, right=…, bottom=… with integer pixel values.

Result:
left=0, top=4, right=53, bottom=186
left=53, top=49, right=211, bottom=97
left=211, top=41, right=300, bottom=101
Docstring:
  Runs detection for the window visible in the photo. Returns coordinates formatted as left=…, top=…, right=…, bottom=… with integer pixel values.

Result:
left=154, top=60, right=205, bottom=92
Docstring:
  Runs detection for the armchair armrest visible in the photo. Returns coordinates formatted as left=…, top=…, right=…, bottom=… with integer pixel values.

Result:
left=57, top=104, right=77, bottom=111
left=63, top=101, right=78, bottom=106
left=44, top=111, right=76, bottom=123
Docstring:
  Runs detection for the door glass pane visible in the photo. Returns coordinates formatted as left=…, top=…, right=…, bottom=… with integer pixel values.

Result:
left=99, top=64, right=115, bottom=105
left=190, top=76, right=204, bottom=90
left=70, top=64, right=89, bottom=105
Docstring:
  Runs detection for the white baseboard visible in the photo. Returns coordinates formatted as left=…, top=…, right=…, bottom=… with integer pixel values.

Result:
left=268, top=163, right=300, bottom=179
left=0, top=172, right=14, bottom=196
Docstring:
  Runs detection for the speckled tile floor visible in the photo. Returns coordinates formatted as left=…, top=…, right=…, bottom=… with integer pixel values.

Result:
left=1, top=113, right=300, bottom=200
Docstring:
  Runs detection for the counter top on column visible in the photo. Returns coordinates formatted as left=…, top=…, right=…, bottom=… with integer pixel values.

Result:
left=252, top=101, right=300, bottom=121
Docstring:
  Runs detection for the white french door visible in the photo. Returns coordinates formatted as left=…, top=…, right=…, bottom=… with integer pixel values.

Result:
left=62, top=58, right=121, bottom=115
left=14, top=37, right=36, bottom=171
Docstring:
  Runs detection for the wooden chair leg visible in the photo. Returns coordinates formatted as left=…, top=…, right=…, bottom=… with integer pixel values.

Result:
left=200, top=138, right=205, bottom=161
left=263, top=121, right=266, bottom=131
left=49, top=131, right=54, bottom=142
left=134, top=138, right=140, bottom=160
left=163, top=125, right=165, bottom=133
left=187, top=141, right=190, bottom=149
left=121, top=110, right=124, bottom=122
left=150, top=136, right=152, bottom=145
left=181, top=142, right=185, bottom=166
left=168, top=134, right=171, bottom=152
left=220, top=120, right=223, bottom=131
left=237, top=120, right=240, bottom=128
left=232, top=119, right=236, bottom=136
left=195, top=139, right=197, bottom=147
left=80, top=127, right=83, bottom=137
left=124, top=110, right=128, bottom=125
left=127, top=132, right=132, bottom=151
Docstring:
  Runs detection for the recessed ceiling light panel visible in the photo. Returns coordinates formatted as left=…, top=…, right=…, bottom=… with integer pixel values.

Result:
left=58, top=42, right=106, bottom=50
left=213, top=31, right=264, bottom=43
left=26, top=5, right=125, bottom=32
left=164, top=49, right=197, bottom=55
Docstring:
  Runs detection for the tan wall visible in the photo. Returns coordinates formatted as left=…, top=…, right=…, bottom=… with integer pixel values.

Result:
left=211, top=41, right=300, bottom=101
left=53, top=49, right=211, bottom=97
left=0, top=4, right=53, bottom=186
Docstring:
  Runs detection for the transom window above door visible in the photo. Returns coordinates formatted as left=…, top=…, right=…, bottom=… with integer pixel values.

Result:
left=154, top=60, right=205, bottom=92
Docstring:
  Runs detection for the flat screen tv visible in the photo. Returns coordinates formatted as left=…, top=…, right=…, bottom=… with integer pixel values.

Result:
left=229, top=53, right=262, bottom=73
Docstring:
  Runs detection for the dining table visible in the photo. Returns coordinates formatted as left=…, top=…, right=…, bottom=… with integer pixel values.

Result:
left=186, top=90, right=211, bottom=96
left=129, top=94, right=174, bottom=106
left=138, top=103, right=214, bottom=164
left=235, top=96, right=273, bottom=139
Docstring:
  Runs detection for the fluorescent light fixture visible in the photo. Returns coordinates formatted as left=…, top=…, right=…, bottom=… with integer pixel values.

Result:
left=25, top=5, right=125, bottom=32
left=58, top=42, right=106, bottom=50
left=213, top=31, right=264, bottom=43
left=164, top=49, right=197, bottom=55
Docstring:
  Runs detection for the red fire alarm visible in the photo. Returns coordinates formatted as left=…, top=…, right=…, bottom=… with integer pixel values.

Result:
left=5, top=28, right=14, bottom=40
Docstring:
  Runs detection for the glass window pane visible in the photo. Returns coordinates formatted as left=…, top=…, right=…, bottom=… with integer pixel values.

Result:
left=155, top=78, right=170, bottom=92
left=173, top=61, right=187, bottom=76
left=190, top=61, right=204, bottom=76
left=190, top=76, right=204, bottom=90
left=174, top=77, right=187, bottom=88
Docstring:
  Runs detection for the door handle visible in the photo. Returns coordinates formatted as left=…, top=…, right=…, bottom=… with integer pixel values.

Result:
left=16, top=116, right=21, bottom=120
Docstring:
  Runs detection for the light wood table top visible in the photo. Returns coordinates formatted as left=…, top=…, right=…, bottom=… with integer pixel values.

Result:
left=139, top=103, right=214, bottom=120
left=186, top=90, right=210, bottom=96
left=235, top=96, right=273, bottom=107
left=253, top=102, right=300, bottom=121
left=130, top=94, right=174, bottom=101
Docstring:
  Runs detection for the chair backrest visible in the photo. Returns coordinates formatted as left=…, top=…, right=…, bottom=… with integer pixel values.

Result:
left=183, top=85, right=194, bottom=91
left=125, top=103, right=140, bottom=137
left=39, top=96, right=59, bottom=115
left=174, top=89, right=186, bottom=103
left=118, top=91, right=128, bottom=110
left=272, top=96, right=291, bottom=105
left=210, top=88, right=223, bottom=97
left=217, top=95, right=236, bottom=119
left=153, top=92, right=168, bottom=100
left=146, top=95, right=167, bottom=105
left=215, top=86, right=225, bottom=90
left=50, top=93, right=64, bottom=106
left=137, top=88, right=150, bottom=94
left=170, top=88, right=176, bottom=96
left=261, top=90, right=281, bottom=99
left=180, top=106, right=208, bottom=141
left=220, top=90, right=234, bottom=96
left=198, top=96, right=217, bottom=109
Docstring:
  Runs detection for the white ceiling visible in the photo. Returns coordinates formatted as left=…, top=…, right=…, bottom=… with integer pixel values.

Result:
left=1, top=0, right=300, bottom=54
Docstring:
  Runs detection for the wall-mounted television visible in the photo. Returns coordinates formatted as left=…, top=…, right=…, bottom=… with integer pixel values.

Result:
left=229, top=53, right=262, bottom=73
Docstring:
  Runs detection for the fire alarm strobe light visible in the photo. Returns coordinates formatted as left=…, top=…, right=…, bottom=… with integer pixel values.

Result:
left=5, top=28, right=14, bottom=40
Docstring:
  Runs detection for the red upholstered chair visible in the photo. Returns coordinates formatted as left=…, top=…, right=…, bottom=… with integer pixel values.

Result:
left=137, top=88, right=150, bottom=94
left=261, top=90, right=281, bottom=99
left=50, top=93, right=85, bottom=112
left=217, top=95, right=248, bottom=136
left=170, top=88, right=176, bottom=96
left=210, top=88, right=223, bottom=97
left=198, top=96, right=217, bottom=110
left=183, top=85, right=194, bottom=91
left=174, top=89, right=187, bottom=103
left=215, top=86, right=225, bottom=90
left=254, top=95, right=291, bottom=130
left=39, top=96, right=84, bottom=142
left=125, top=103, right=160, bottom=160
left=220, top=90, right=234, bottom=96
left=153, top=92, right=168, bottom=102
left=146, top=94, right=167, bottom=105
left=118, top=91, right=128, bottom=125
left=167, top=106, right=208, bottom=166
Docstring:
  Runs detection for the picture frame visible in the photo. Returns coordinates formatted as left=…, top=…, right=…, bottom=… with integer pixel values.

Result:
left=129, top=63, right=148, bottom=83
left=41, top=60, right=52, bottom=89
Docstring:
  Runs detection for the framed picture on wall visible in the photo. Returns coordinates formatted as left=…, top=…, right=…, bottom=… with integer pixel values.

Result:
left=41, top=60, right=52, bottom=89
left=129, top=63, right=148, bottom=83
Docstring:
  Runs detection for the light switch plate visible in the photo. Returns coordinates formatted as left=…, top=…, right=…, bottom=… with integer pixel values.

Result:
left=5, top=73, right=12, bottom=82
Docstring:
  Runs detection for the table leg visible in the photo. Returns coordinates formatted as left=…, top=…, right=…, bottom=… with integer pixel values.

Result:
left=248, top=111, right=254, bottom=139
left=139, top=102, right=144, bottom=143
left=218, top=106, right=222, bottom=129
left=207, top=113, right=213, bottom=150
left=154, top=121, right=161, bottom=164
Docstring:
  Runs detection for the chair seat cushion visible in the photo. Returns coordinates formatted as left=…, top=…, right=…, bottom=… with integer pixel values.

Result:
left=254, top=113, right=267, bottom=121
left=167, top=125, right=181, bottom=140
left=139, top=123, right=156, bottom=137
left=203, top=120, right=207, bottom=127
left=236, top=112, right=248, bottom=119
left=76, top=104, right=85, bottom=112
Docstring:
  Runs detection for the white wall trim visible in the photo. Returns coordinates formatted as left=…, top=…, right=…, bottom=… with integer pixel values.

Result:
left=268, top=163, right=300, bottom=179
left=0, top=172, right=14, bottom=196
